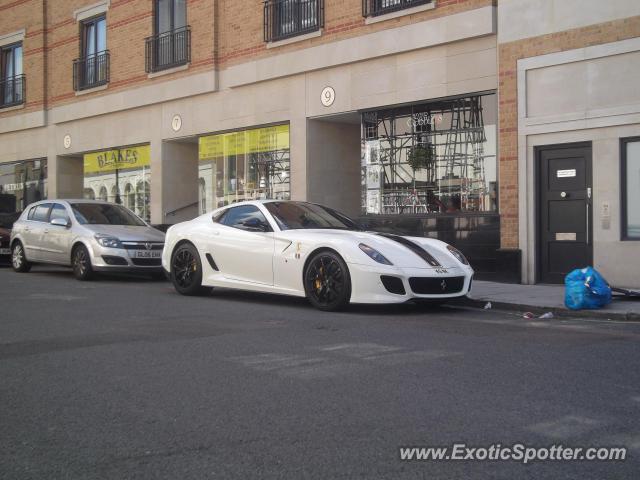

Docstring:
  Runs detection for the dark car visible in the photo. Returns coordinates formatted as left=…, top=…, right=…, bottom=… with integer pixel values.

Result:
left=0, top=212, right=20, bottom=264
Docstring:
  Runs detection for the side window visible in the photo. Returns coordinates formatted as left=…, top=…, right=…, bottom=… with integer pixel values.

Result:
left=27, top=206, right=37, bottom=220
left=32, top=203, right=52, bottom=222
left=212, top=210, right=227, bottom=223
left=50, top=204, right=70, bottom=223
left=222, top=205, right=271, bottom=232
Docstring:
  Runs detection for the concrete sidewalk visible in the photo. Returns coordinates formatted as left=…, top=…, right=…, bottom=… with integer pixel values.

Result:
left=457, top=281, right=640, bottom=321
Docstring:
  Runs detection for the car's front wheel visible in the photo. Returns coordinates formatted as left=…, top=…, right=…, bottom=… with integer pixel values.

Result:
left=170, top=243, right=211, bottom=296
left=304, top=250, right=351, bottom=311
left=72, top=245, right=95, bottom=281
left=11, top=242, right=31, bottom=273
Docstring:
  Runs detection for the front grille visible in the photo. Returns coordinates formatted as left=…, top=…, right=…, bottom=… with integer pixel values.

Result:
left=122, top=242, right=164, bottom=250
left=131, top=258, right=162, bottom=266
left=409, top=276, right=465, bottom=295
left=380, top=275, right=406, bottom=295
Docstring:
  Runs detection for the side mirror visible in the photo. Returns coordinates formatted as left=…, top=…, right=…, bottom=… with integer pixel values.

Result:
left=241, top=217, right=270, bottom=232
left=50, top=218, right=71, bottom=228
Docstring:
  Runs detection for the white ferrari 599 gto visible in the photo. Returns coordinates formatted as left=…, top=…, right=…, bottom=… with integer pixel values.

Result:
left=162, top=201, right=474, bottom=311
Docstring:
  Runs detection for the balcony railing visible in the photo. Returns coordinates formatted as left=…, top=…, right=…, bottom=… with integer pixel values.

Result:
left=0, top=74, right=25, bottom=108
left=73, top=50, right=110, bottom=91
left=362, top=0, right=432, bottom=17
left=264, top=0, right=324, bottom=43
left=145, top=26, right=191, bottom=73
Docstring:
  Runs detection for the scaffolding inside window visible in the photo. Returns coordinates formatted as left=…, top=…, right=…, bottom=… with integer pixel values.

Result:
left=361, top=94, right=497, bottom=215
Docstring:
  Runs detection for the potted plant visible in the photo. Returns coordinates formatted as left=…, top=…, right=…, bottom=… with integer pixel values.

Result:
left=407, top=144, right=434, bottom=172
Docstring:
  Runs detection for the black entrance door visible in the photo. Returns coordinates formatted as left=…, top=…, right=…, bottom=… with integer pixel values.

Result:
left=537, top=143, right=593, bottom=284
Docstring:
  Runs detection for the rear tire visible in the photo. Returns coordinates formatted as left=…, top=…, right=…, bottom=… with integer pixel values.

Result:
left=11, top=242, right=31, bottom=273
left=170, top=243, right=212, bottom=296
left=72, top=245, right=95, bottom=281
left=304, top=250, right=351, bottom=311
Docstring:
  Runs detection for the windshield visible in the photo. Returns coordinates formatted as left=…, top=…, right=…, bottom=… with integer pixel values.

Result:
left=264, top=202, right=360, bottom=231
left=71, top=203, right=146, bottom=226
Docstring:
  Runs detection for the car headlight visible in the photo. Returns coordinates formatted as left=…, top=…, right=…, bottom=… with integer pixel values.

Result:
left=359, top=243, right=393, bottom=265
left=447, top=245, right=469, bottom=265
left=95, top=234, right=123, bottom=249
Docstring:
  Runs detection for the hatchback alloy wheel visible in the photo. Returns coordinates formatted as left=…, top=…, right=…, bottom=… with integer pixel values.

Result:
left=11, top=242, right=31, bottom=273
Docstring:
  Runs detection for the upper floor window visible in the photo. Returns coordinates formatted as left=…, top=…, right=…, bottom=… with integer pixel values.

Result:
left=73, top=15, right=109, bottom=91
left=0, top=42, right=24, bottom=108
left=362, top=0, right=432, bottom=18
left=146, top=0, right=190, bottom=73
left=264, top=0, right=324, bottom=43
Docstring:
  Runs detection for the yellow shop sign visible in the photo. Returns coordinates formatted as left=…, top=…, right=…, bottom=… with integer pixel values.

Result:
left=84, top=145, right=151, bottom=174
left=199, top=124, right=289, bottom=160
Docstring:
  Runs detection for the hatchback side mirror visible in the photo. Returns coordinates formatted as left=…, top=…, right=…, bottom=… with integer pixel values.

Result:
left=50, top=218, right=71, bottom=228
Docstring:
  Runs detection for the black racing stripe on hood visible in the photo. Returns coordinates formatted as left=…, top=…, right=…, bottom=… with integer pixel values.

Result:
left=375, top=233, right=442, bottom=267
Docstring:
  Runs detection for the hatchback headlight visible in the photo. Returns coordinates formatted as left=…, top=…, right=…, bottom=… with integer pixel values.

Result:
left=359, top=243, right=393, bottom=265
left=447, top=245, right=469, bottom=265
left=95, top=234, right=122, bottom=249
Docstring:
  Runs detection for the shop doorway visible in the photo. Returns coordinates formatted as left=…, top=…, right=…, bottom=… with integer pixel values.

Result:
left=536, top=142, right=593, bottom=284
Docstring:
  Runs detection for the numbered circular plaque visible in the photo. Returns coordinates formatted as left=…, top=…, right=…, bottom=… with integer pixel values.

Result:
left=321, top=86, right=335, bottom=107
left=63, top=134, right=72, bottom=149
left=171, top=114, right=182, bottom=132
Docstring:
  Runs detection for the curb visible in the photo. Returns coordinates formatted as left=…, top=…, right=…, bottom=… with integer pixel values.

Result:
left=452, top=296, right=640, bottom=322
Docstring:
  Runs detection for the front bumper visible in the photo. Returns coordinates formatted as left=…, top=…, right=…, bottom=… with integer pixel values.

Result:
left=88, top=242, right=164, bottom=272
left=347, top=262, right=473, bottom=304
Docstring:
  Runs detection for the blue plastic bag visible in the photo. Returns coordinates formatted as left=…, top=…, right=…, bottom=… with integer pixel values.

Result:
left=564, top=267, right=612, bottom=310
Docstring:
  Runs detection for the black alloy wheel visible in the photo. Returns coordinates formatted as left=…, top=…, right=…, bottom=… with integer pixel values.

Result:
left=170, top=243, right=211, bottom=296
left=11, top=242, right=31, bottom=273
left=72, top=245, right=94, bottom=281
left=304, top=251, right=351, bottom=311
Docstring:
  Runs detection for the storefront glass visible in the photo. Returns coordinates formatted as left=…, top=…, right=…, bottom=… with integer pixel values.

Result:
left=198, top=124, right=290, bottom=213
left=0, top=159, right=47, bottom=226
left=83, top=145, right=151, bottom=222
left=361, top=94, right=497, bottom=215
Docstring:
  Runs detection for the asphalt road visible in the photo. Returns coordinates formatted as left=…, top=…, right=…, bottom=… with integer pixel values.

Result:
left=1, top=265, right=639, bottom=480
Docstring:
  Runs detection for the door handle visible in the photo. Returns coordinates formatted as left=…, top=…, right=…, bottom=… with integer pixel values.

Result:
left=586, top=203, right=589, bottom=245
left=44, top=229, right=49, bottom=234
left=212, top=231, right=220, bottom=236
left=24, top=227, right=30, bottom=232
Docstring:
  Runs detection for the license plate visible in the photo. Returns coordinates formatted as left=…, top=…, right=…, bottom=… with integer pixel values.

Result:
left=132, top=250, right=161, bottom=258
left=0, top=248, right=9, bottom=255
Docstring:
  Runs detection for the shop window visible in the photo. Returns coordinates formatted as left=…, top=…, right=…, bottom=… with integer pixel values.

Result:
left=83, top=145, right=152, bottom=223
left=74, top=15, right=109, bottom=91
left=0, top=42, right=24, bottom=108
left=146, top=0, right=190, bottom=73
left=198, top=125, right=290, bottom=214
left=361, top=94, right=497, bottom=215
left=622, top=137, right=640, bottom=240
left=0, top=159, right=47, bottom=227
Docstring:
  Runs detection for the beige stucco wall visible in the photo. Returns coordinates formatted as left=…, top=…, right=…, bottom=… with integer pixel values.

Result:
left=518, top=38, right=640, bottom=287
left=306, top=119, right=361, bottom=217
left=498, top=0, right=640, bottom=44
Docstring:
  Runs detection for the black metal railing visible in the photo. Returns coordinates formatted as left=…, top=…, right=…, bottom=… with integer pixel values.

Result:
left=145, top=26, right=191, bottom=73
left=362, top=0, right=431, bottom=17
left=73, top=50, right=110, bottom=91
left=264, top=0, right=323, bottom=43
left=0, top=74, right=25, bottom=108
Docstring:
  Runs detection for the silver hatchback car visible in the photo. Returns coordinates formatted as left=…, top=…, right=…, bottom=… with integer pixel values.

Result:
left=10, top=200, right=165, bottom=280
